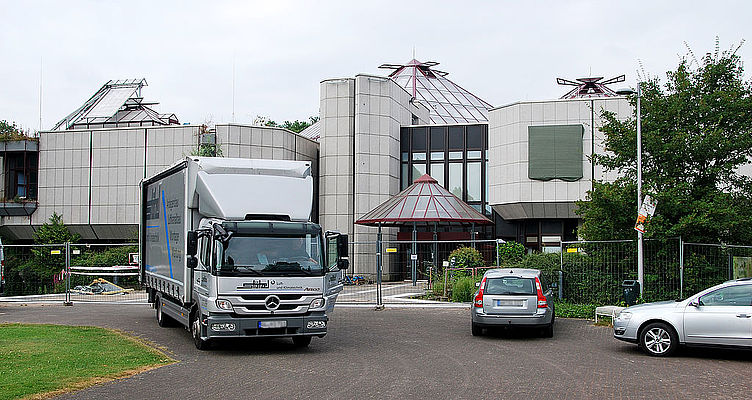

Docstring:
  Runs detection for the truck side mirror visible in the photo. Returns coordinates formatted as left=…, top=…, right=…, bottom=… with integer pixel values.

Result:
left=337, top=234, right=349, bottom=258
left=187, top=256, right=198, bottom=270
left=186, top=231, right=198, bottom=257
left=337, top=258, right=349, bottom=270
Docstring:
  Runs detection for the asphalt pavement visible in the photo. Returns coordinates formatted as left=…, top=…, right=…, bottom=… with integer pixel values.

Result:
left=1, top=303, right=750, bottom=400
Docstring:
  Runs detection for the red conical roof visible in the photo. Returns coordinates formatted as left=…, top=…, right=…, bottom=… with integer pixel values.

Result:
left=355, top=174, right=492, bottom=226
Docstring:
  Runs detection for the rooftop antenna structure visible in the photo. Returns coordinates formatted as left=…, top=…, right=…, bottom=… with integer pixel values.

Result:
left=556, top=75, right=625, bottom=99
left=38, top=56, right=43, bottom=133
left=378, top=58, right=491, bottom=124
left=232, top=53, right=236, bottom=123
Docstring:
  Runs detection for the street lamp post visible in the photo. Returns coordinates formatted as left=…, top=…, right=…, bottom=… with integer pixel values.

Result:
left=617, top=85, right=644, bottom=297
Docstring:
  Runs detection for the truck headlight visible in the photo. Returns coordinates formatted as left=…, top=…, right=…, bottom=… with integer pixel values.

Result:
left=309, top=298, right=325, bottom=309
left=216, top=299, right=233, bottom=311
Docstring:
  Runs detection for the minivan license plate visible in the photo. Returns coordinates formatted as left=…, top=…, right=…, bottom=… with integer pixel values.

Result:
left=259, top=320, right=287, bottom=329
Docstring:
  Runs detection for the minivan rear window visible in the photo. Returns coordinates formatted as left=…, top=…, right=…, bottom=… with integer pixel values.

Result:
left=485, top=277, right=536, bottom=295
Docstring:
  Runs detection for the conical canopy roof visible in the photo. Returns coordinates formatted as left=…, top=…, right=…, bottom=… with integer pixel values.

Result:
left=356, top=174, right=493, bottom=226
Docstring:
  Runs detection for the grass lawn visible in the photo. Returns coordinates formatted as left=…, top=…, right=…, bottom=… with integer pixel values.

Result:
left=0, top=323, right=173, bottom=400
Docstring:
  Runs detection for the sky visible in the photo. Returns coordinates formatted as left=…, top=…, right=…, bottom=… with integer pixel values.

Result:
left=2, top=0, right=751, bottom=132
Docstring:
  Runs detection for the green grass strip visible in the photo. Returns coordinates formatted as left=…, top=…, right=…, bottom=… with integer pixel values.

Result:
left=0, top=323, right=173, bottom=400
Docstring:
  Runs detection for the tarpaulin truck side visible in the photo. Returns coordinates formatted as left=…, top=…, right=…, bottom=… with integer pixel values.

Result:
left=140, top=157, right=348, bottom=350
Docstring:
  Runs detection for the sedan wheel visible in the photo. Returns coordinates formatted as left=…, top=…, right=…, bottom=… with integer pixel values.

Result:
left=640, top=323, right=677, bottom=357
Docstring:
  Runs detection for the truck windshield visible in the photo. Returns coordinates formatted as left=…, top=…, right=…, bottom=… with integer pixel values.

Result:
left=216, top=234, right=325, bottom=277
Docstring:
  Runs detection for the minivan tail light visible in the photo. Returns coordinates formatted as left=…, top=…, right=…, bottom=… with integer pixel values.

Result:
left=535, top=277, right=547, bottom=308
left=474, top=276, right=487, bottom=308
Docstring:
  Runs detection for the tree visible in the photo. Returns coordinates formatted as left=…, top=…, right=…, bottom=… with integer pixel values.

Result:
left=254, top=116, right=319, bottom=133
left=0, top=120, right=34, bottom=141
left=17, top=213, right=80, bottom=281
left=577, top=40, right=752, bottom=244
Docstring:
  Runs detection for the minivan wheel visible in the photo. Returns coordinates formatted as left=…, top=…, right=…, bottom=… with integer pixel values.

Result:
left=191, top=313, right=212, bottom=351
left=471, top=323, right=483, bottom=337
left=640, top=322, right=678, bottom=357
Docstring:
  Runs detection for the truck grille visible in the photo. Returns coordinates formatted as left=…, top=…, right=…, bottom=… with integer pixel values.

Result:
left=240, top=294, right=304, bottom=301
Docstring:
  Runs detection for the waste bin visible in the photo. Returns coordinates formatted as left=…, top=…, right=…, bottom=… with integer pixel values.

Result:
left=622, top=280, right=640, bottom=306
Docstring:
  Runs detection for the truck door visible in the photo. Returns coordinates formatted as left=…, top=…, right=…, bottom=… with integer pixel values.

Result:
left=194, top=233, right=211, bottom=298
left=324, top=235, right=345, bottom=312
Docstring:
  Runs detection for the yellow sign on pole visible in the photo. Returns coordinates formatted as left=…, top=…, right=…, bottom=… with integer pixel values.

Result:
left=385, top=248, right=397, bottom=253
left=50, top=250, right=61, bottom=255
left=566, top=248, right=579, bottom=253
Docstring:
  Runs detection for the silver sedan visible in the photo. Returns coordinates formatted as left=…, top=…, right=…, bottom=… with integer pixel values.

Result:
left=614, top=278, right=752, bottom=356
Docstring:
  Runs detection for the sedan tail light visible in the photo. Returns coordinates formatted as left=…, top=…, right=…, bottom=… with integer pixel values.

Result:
left=535, top=277, right=547, bottom=308
left=474, top=276, right=487, bottom=308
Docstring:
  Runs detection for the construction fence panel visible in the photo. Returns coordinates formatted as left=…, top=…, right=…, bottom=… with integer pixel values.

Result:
left=341, top=239, right=498, bottom=305
left=0, top=242, right=143, bottom=304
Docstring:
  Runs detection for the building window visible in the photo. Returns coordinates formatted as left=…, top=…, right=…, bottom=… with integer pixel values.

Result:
left=412, top=127, right=427, bottom=151
left=430, top=127, right=446, bottom=150
left=467, top=162, right=481, bottom=201
left=430, top=163, right=444, bottom=186
left=448, top=163, right=463, bottom=198
left=411, top=163, right=426, bottom=181
left=467, top=125, right=482, bottom=149
left=401, top=163, right=409, bottom=189
left=528, top=125, right=584, bottom=181
left=448, top=151, right=463, bottom=160
left=4, top=152, right=38, bottom=201
left=449, top=126, right=464, bottom=149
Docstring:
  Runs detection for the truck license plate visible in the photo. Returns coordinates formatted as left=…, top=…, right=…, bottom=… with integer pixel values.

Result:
left=259, top=320, right=287, bottom=329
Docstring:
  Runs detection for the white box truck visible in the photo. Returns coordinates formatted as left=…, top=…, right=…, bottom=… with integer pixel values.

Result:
left=140, top=157, right=348, bottom=349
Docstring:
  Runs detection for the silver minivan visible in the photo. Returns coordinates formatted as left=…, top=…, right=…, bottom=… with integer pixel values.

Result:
left=471, top=268, right=555, bottom=337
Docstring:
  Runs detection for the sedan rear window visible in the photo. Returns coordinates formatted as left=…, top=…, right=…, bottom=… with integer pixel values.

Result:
left=485, top=277, right=536, bottom=295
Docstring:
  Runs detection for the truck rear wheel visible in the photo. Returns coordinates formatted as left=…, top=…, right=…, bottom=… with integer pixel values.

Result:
left=155, top=297, right=175, bottom=327
left=191, top=313, right=212, bottom=350
left=292, top=336, right=312, bottom=348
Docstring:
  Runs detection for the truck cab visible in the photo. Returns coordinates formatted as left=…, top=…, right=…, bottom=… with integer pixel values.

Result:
left=187, top=218, right=346, bottom=348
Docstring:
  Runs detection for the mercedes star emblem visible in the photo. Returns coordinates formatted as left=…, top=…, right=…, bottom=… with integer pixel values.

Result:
left=265, top=295, right=280, bottom=310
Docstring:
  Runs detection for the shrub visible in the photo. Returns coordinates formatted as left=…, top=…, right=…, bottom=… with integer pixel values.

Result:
left=447, top=246, right=485, bottom=270
left=451, top=275, right=483, bottom=302
left=497, top=241, right=525, bottom=265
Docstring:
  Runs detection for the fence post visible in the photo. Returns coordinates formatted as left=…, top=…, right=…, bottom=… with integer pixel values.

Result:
left=64, top=242, right=72, bottom=306
left=376, top=225, right=383, bottom=308
left=559, top=242, right=564, bottom=300
left=679, top=236, right=684, bottom=299
left=728, top=246, right=733, bottom=281
left=443, top=267, right=448, bottom=298
left=496, top=239, right=500, bottom=266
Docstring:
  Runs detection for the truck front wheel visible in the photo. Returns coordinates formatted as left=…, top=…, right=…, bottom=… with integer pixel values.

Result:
left=191, top=313, right=212, bottom=350
left=292, top=336, right=312, bottom=348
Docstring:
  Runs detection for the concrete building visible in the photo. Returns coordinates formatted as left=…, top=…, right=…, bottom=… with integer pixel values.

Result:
left=0, top=80, right=318, bottom=241
left=488, top=77, right=632, bottom=252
